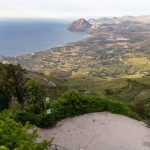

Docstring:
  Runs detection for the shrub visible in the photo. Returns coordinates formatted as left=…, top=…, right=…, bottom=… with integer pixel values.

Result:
left=14, top=111, right=55, bottom=128
left=37, top=114, right=55, bottom=128
left=104, top=89, right=114, bottom=96
left=107, top=100, right=129, bottom=114
left=14, top=111, right=38, bottom=125
left=0, top=110, right=52, bottom=149
left=14, top=91, right=141, bottom=128
left=132, top=100, right=145, bottom=116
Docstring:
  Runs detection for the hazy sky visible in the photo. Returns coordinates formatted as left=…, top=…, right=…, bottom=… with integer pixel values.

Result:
left=0, top=0, right=150, bottom=19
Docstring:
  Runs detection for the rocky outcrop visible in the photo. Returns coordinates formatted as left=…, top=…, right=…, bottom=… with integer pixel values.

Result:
left=67, top=18, right=91, bottom=31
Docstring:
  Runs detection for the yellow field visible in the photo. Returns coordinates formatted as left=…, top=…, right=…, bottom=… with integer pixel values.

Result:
left=126, top=57, right=149, bottom=66
left=121, top=74, right=144, bottom=79
left=71, top=71, right=89, bottom=77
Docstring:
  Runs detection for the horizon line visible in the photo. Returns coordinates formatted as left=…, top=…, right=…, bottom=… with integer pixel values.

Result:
left=0, top=14, right=150, bottom=20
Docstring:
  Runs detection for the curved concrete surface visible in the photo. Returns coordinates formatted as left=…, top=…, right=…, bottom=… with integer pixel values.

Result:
left=39, top=112, right=150, bottom=150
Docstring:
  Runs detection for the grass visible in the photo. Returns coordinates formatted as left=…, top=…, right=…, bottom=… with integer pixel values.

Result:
left=66, top=76, right=150, bottom=103
left=135, top=77, right=150, bottom=86
left=121, top=74, right=143, bottom=78
left=126, top=57, right=148, bottom=66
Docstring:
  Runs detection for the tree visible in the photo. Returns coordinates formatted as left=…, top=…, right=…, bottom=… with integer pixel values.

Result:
left=25, top=79, right=45, bottom=114
left=0, top=63, right=12, bottom=110
left=0, top=63, right=26, bottom=110
left=0, top=89, right=11, bottom=111
left=0, top=111, right=52, bottom=149
left=5, top=64, right=26, bottom=103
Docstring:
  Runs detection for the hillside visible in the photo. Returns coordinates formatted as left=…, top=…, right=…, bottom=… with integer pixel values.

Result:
left=0, top=17, right=150, bottom=150
left=89, top=15, right=150, bottom=24
left=1, top=16, right=150, bottom=79
left=1, top=16, right=150, bottom=99
left=67, top=18, right=91, bottom=31
left=1, top=16, right=150, bottom=125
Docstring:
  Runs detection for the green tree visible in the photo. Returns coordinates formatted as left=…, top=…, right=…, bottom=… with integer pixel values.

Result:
left=0, top=111, right=52, bottom=150
left=26, top=79, right=45, bottom=114
left=0, top=63, right=26, bottom=110
left=5, top=64, right=26, bottom=103
left=0, top=90, right=11, bottom=111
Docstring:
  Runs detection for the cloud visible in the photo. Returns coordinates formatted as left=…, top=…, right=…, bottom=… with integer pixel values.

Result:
left=0, top=0, right=150, bottom=18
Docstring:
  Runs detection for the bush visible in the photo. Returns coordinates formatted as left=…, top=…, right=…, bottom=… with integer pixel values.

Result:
left=132, top=100, right=145, bottom=116
left=0, top=110, right=52, bottom=149
left=107, top=100, right=129, bottom=114
left=15, top=111, right=55, bottom=128
left=14, top=111, right=37, bottom=125
left=37, top=114, right=55, bottom=128
left=104, top=89, right=114, bottom=96
left=14, top=91, right=141, bottom=128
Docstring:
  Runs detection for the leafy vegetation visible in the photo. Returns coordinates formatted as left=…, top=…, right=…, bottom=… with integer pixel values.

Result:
left=0, top=63, right=149, bottom=139
left=25, top=79, right=45, bottom=114
left=0, top=63, right=26, bottom=110
left=15, top=91, right=141, bottom=128
left=0, top=110, right=52, bottom=149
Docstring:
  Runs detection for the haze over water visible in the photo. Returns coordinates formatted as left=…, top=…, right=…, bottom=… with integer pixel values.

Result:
left=0, top=19, right=87, bottom=56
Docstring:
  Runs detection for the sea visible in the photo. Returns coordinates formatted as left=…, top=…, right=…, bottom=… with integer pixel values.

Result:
left=0, top=19, right=87, bottom=56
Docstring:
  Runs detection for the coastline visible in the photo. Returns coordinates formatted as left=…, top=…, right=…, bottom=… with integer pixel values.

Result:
left=0, top=33, right=92, bottom=59
left=0, top=20, right=88, bottom=57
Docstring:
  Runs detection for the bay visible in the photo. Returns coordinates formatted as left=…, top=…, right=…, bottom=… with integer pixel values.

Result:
left=0, top=19, right=87, bottom=56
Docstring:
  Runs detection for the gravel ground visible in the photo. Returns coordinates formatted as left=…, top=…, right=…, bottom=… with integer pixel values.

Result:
left=38, top=112, right=150, bottom=150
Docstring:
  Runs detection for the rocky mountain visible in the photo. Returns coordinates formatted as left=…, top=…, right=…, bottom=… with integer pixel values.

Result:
left=67, top=18, right=91, bottom=31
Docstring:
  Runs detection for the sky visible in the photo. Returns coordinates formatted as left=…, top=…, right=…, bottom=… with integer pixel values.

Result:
left=0, top=0, right=150, bottom=19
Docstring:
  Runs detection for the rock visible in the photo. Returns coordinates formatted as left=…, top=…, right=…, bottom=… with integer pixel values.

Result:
left=67, top=18, right=91, bottom=31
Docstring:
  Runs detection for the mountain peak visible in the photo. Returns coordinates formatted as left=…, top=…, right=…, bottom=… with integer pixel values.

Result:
left=67, top=18, right=91, bottom=31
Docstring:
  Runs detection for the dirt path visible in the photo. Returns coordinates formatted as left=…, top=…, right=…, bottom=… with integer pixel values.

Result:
left=38, top=112, right=150, bottom=150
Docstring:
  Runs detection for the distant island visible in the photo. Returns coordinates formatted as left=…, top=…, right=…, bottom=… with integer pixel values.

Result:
left=67, top=18, right=91, bottom=31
